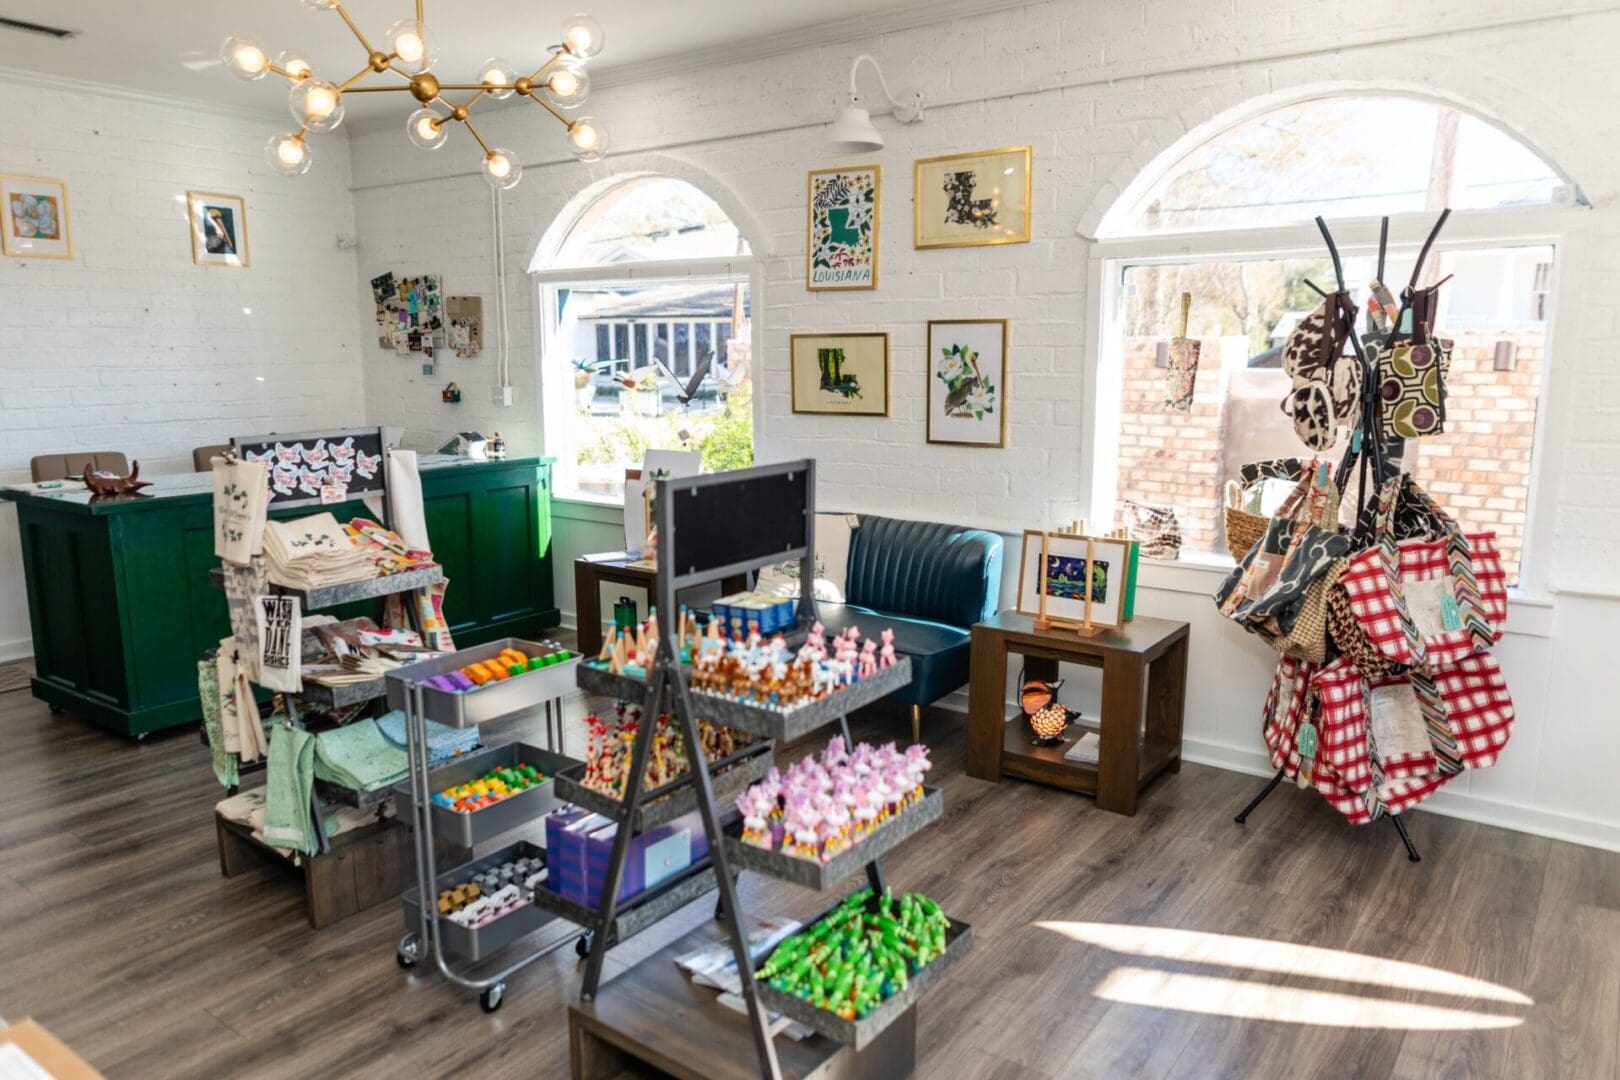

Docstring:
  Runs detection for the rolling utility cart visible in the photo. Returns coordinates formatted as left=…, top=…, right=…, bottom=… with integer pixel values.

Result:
left=389, top=639, right=584, bottom=1011
left=552, top=460, right=970, bottom=1080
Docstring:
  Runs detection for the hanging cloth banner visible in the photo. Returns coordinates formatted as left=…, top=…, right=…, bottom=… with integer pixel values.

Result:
left=255, top=594, right=303, bottom=694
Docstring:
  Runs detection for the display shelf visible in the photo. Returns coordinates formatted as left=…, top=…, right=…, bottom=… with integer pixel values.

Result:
left=313, top=777, right=397, bottom=809
left=399, top=840, right=555, bottom=963
left=576, top=657, right=913, bottom=742
left=720, top=786, right=943, bottom=891
left=552, top=740, right=775, bottom=832
left=753, top=911, right=973, bottom=1051
left=392, top=740, right=578, bottom=848
left=296, top=676, right=388, bottom=709
left=206, top=564, right=443, bottom=608
left=530, top=859, right=721, bottom=945
left=386, top=638, right=578, bottom=728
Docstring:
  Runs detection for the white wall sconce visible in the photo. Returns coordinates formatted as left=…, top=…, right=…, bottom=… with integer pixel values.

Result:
left=1493, top=339, right=1518, bottom=371
left=827, top=54, right=923, bottom=153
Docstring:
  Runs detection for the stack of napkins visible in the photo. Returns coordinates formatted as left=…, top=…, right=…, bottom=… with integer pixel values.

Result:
left=263, top=513, right=377, bottom=591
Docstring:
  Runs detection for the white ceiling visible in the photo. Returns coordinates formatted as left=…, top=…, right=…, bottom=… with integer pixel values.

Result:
left=0, top=0, right=942, bottom=125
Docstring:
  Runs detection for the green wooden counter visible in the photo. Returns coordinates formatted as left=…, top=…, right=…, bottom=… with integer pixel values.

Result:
left=0, top=455, right=560, bottom=738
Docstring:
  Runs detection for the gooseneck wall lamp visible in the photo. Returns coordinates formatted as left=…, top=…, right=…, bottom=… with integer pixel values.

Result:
left=222, top=1, right=609, bottom=188
left=826, top=54, right=924, bottom=153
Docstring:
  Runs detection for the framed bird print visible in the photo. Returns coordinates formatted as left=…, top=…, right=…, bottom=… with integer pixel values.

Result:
left=807, top=165, right=879, bottom=290
left=914, top=146, right=1031, bottom=249
left=1, top=174, right=73, bottom=259
left=927, top=319, right=1007, bottom=446
left=790, top=332, right=890, bottom=416
left=188, top=191, right=250, bottom=268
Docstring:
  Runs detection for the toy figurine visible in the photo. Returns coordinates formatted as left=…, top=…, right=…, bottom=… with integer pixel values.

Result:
left=879, top=628, right=897, bottom=669
left=858, top=639, right=878, bottom=680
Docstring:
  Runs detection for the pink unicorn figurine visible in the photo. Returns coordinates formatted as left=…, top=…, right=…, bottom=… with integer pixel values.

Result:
left=879, top=628, right=898, bottom=669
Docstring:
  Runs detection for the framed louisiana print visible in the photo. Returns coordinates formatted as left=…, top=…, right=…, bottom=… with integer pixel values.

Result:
left=1, top=174, right=73, bottom=259
left=791, top=332, right=890, bottom=416
left=188, top=190, right=250, bottom=268
left=914, top=146, right=1031, bottom=249
left=927, top=319, right=1007, bottom=446
left=807, top=165, right=879, bottom=290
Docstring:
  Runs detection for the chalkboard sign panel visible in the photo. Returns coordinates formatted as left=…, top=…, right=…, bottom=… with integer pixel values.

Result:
left=232, top=427, right=387, bottom=508
left=667, top=462, right=810, bottom=579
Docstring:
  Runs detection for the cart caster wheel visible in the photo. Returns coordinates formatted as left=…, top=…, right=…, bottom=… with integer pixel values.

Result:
left=575, top=932, right=593, bottom=959
left=133, top=732, right=149, bottom=744
left=48, top=705, right=64, bottom=716
left=480, top=983, right=505, bottom=1012
left=397, top=933, right=423, bottom=969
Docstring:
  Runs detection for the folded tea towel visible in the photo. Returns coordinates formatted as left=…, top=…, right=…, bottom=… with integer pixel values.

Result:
left=375, top=709, right=479, bottom=766
left=264, top=725, right=319, bottom=855
left=314, top=719, right=410, bottom=792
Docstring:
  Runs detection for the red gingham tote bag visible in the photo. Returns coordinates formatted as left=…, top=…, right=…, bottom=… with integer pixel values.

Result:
left=1340, top=475, right=1507, bottom=668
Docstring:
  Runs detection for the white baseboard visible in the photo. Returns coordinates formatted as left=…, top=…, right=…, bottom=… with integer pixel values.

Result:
left=0, top=638, right=32, bottom=664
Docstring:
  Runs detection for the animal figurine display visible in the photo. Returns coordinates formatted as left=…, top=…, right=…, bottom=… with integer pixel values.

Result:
left=83, top=461, right=152, bottom=498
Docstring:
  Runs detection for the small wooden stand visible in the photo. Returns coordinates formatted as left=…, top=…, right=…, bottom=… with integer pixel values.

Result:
left=1033, top=520, right=1112, bottom=637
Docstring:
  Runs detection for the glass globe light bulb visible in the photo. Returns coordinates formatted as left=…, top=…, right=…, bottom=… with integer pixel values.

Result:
left=221, top=33, right=271, bottom=80
left=480, top=56, right=516, bottom=100
left=406, top=108, right=449, bottom=150
left=483, top=149, right=522, bottom=190
left=276, top=50, right=315, bottom=80
left=544, top=63, right=589, bottom=109
left=298, top=0, right=338, bottom=9
left=567, top=117, right=608, bottom=162
left=266, top=133, right=312, bottom=176
left=385, top=19, right=439, bottom=74
left=560, top=13, right=604, bottom=59
left=289, top=79, right=345, bottom=132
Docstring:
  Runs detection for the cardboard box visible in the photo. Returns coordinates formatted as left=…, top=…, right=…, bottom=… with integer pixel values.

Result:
left=0, top=1019, right=104, bottom=1079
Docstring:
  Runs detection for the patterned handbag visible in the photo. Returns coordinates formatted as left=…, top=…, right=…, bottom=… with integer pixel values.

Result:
left=1374, top=213, right=1455, bottom=441
left=1326, top=584, right=1407, bottom=676
left=1223, top=458, right=1305, bottom=561
left=1340, top=475, right=1507, bottom=668
left=1121, top=499, right=1182, bottom=560
left=1216, top=468, right=1347, bottom=635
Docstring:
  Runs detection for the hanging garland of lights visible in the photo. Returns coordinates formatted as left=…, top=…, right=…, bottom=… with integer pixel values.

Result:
left=221, top=1, right=608, bottom=188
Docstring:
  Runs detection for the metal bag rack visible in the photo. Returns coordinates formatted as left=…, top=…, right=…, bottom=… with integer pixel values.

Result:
left=549, top=459, right=968, bottom=1080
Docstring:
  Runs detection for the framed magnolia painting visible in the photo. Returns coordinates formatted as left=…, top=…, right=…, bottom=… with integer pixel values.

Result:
left=790, top=332, right=890, bottom=416
left=927, top=319, right=1007, bottom=446
left=914, top=146, right=1031, bottom=249
left=1, top=174, right=73, bottom=259
left=188, top=190, right=250, bottom=268
left=807, top=165, right=879, bottom=290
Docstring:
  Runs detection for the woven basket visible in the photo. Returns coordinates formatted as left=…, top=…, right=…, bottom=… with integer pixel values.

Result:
left=1223, top=479, right=1270, bottom=562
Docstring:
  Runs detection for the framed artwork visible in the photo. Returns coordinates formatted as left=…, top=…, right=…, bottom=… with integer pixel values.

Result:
left=187, top=191, right=249, bottom=268
left=1, top=174, right=73, bottom=259
left=807, top=165, right=879, bottom=290
left=913, top=146, right=1032, bottom=249
left=1015, top=531, right=1129, bottom=630
left=927, top=319, right=1007, bottom=447
left=790, top=332, right=890, bottom=416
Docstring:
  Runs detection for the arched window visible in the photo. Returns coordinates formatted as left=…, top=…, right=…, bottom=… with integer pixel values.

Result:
left=1092, top=94, right=1583, bottom=587
left=535, top=176, right=755, bottom=500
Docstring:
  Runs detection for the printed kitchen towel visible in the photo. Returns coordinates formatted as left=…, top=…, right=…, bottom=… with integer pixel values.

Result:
left=214, top=457, right=271, bottom=565
left=255, top=594, right=302, bottom=694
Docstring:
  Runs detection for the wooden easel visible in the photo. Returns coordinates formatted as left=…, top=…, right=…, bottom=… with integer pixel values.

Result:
left=1034, top=520, right=1110, bottom=637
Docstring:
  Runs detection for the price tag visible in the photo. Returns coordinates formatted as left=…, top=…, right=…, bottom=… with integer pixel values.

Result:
left=1440, top=593, right=1463, bottom=631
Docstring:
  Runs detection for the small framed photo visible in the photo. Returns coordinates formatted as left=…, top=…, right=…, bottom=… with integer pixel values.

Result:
left=914, top=146, right=1031, bottom=249
left=807, top=165, right=879, bottom=290
left=927, top=319, right=1007, bottom=447
left=791, top=332, right=890, bottom=416
left=187, top=191, right=250, bottom=268
left=1, top=174, right=73, bottom=259
left=1016, top=531, right=1129, bottom=630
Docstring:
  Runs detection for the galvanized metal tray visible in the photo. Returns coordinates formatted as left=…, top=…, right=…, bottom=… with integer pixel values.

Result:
left=721, top=786, right=942, bottom=891
left=529, top=858, right=719, bottom=944
left=575, top=657, right=913, bottom=742
left=399, top=840, right=554, bottom=964
left=386, top=637, right=579, bottom=728
left=551, top=740, right=775, bottom=832
left=297, top=676, right=388, bottom=709
left=206, top=565, right=443, bottom=610
left=753, top=908, right=972, bottom=1050
left=393, top=740, right=580, bottom=848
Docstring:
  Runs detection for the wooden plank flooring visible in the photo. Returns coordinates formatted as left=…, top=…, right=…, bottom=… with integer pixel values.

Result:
left=0, top=669, right=1615, bottom=1079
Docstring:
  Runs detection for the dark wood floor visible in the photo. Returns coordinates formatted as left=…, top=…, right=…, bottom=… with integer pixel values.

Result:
left=1, top=667, right=1615, bottom=1079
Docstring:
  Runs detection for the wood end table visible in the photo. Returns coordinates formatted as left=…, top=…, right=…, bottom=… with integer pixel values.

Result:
left=966, top=611, right=1189, bottom=816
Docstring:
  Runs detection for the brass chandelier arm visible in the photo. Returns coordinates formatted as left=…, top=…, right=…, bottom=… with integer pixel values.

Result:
left=530, top=92, right=573, bottom=128
left=337, top=64, right=378, bottom=92
left=269, top=65, right=299, bottom=81
left=461, top=117, right=493, bottom=156
left=528, top=51, right=562, bottom=83
left=332, top=2, right=375, bottom=53
left=416, top=0, right=425, bottom=22
left=344, top=85, right=417, bottom=93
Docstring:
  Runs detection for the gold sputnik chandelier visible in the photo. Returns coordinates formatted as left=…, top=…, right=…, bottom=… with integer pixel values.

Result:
left=221, top=1, right=608, bottom=188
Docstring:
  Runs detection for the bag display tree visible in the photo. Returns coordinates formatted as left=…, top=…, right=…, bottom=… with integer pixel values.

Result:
left=1222, top=213, right=1517, bottom=863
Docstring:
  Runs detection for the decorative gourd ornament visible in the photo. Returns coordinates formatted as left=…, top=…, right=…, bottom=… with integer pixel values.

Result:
left=1019, top=676, right=1070, bottom=746
left=1030, top=703, right=1068, bottom=742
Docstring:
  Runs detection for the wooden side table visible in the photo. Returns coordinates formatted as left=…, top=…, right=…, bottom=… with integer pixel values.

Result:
left=966, top=611, right=1189, bottom=816
left=574, top=554, right=748, bottom=657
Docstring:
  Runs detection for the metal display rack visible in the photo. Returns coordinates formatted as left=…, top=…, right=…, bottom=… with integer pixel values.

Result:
left=390, top=639, right=585, bottom=1011
left=554, top=459, right=967, bottom=1080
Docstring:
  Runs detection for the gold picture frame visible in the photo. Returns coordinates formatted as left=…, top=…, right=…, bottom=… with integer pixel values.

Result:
left=806, top=165, right=880, bottom=291
left=187, top=190, right=250, bottom=269
left=926, top=318, right=1008, bottom=447
left=790, top=332, right=890, bottom=416
left=0, top=173, right=73, bottom=259
left=913, top=145, right=1032, bottom=249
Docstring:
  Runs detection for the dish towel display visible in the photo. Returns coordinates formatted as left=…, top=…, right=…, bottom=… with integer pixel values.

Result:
left=313, top=718, right=411, bottom=792
left=263, top=513, right=377, bottom=590
left=255, top=594, right=302, bottom=694
left=264, top=724, right=319, bottom=855
left=375, top=709, right=479, bottom=766
left=197, top=658, right=238, bottom=789
left=213, top=457, right=271, bottom=565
